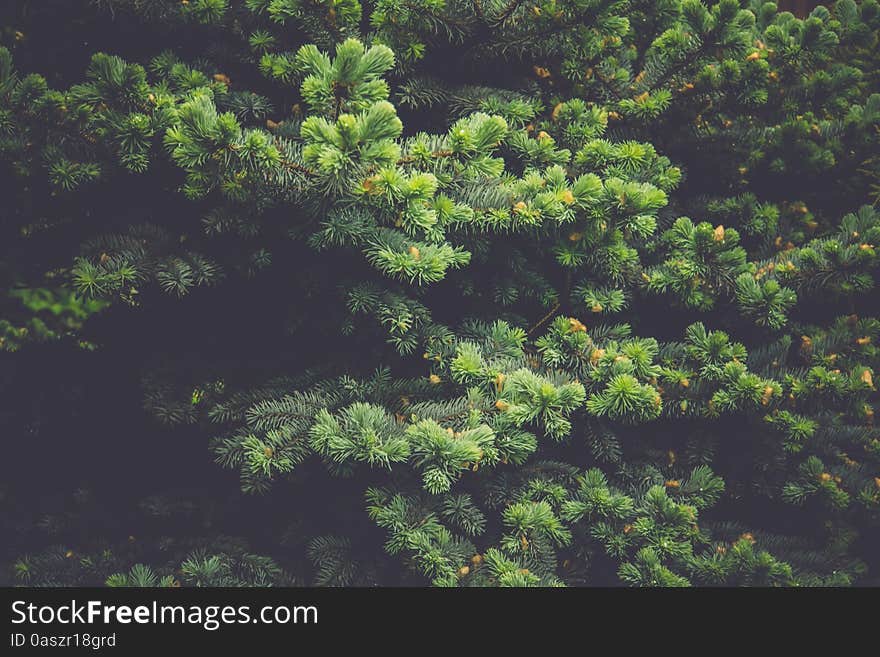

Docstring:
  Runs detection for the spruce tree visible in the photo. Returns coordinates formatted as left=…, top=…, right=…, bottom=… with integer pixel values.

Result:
left=1, top=0, right=878, bottom=586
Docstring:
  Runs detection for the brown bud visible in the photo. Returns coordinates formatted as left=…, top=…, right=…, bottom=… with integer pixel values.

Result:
left=568, top=318, right=587, bottom=333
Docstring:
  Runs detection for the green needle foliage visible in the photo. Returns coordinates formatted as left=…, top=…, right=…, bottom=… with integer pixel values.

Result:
left=2, top=0, right=879, bottom=587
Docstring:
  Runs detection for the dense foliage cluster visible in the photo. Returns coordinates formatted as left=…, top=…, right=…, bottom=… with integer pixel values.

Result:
left=1, top=0, right=879, bottom=586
